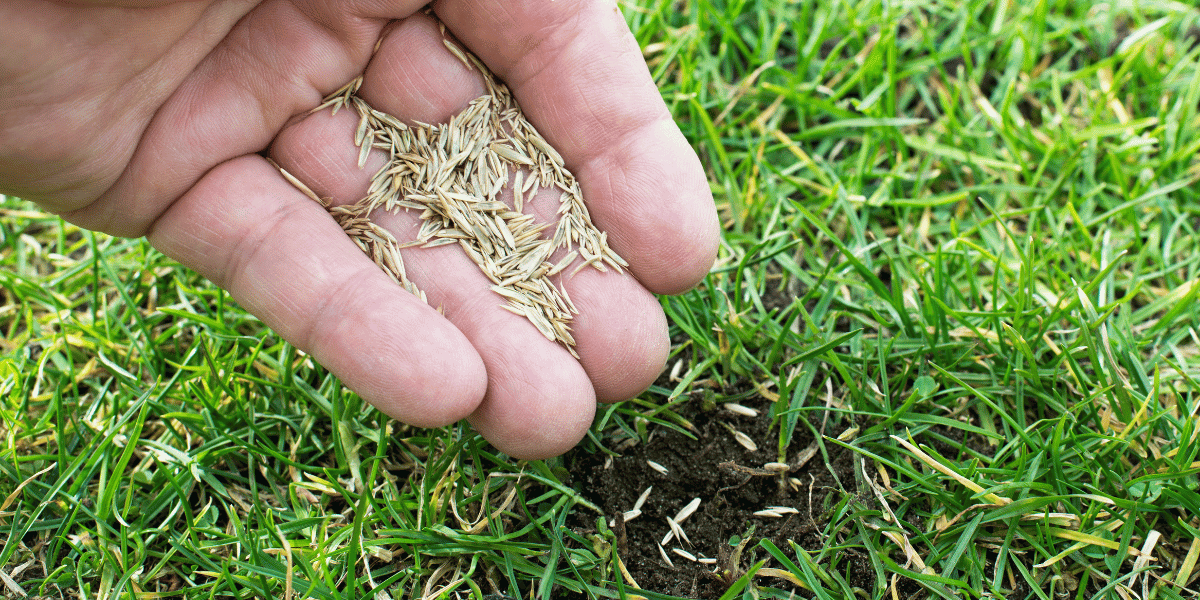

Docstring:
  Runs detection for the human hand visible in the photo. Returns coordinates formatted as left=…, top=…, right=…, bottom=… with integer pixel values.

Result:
left=0, top=0, right=720, bottom=458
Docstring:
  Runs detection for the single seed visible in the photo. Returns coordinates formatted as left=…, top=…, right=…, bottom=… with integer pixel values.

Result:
left=607, top=509, right=642, bottom=529
left=513, top=170, right=525, bottom=212
left=421, top=237, right=460, bottom=248
left=545, top=250, right=579, bottom=277
left=277, top=167, right=324, bottom=205
left=724, top=403, right=759, bottom=417
left=647, top=460, right=669, bottom=475
left=657, top=544, right=675, bottom=569
left=490, top=142, right=534, bottom=166
left=674, top=498, right=701, bottom=524
left=669, top=359, right=684, bottom=382
left=730, top=429, right=758, bottom=452
left=633, top=486, right=653, bottom=512
left=672, top=548, right=698, bottom=562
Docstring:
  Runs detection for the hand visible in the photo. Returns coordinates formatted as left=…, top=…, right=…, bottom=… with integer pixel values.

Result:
left=0, top=0, right=720, bottom=458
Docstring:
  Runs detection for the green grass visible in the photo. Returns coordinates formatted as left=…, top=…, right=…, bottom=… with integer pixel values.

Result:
left=4, top=0, right=1200, bottom=598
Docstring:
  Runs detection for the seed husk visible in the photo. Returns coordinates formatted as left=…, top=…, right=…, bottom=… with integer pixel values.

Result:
left=662, top=516, right=691, bottom=547
left=724, top=402, right=759, bottom=417
left=632, top=486, right=653, bottom=512
left=673, top=498, right=701, bottom=524
left=657, top=544, right=675, bottom=568
left=288, top=25, right=626, bottom=353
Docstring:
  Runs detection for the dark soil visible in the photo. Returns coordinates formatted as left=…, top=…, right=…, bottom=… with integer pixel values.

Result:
left=565, top=392, right=866, bottom=599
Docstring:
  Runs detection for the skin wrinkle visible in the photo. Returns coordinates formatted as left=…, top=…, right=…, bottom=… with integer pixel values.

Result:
left=208, top=162, right=307, bottom=289
left=476, top=345, right=593, bottom=445
left=357, top=17, right=485, bottom=125
left=477, top=4, right=657, bottom=158
left=437, top=0, right=591, bottom=83
left=291, top=0, right=382, bottom=47
left=579, top=120, right=660, bottom=239
left=491, top=8, right=584, bottom=94
left=167, top=205, right=228, bottom=269
left=380, top=53, right=449, bottom=120
left=2, top=0, right=257, bottom=212
left=93, top=1, right=375, bottom=237
left=292, top=261, right=384, bottom=357
left=217, top=10, right=323, bottom=129
left=557, top=268, right=668, bottom=402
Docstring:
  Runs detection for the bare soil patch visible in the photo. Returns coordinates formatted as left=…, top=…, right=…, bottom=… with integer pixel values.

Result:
left=566, top=391, right=877, bottom=598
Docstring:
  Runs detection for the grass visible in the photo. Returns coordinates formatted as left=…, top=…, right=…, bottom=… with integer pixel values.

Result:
left=3, top=0, right=1200, bottom=598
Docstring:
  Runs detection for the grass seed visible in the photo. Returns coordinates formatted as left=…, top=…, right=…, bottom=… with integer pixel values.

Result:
left=294, top=29, right=627, bottom=352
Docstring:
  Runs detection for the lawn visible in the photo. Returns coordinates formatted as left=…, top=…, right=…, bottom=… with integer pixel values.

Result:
left=3, top=0, right=1200, bottom=598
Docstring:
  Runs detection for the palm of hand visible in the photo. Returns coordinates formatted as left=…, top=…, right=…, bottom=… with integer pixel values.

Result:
left=0, top=0, right=719, bottom=458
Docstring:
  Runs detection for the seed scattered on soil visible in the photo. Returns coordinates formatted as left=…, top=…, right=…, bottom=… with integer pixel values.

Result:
left=632, top=486, right=653, bottom=512
left=668, top=359, right=685, bottom=381
left=672, top=548, right=698, bottom=562
left=724, top=402, right=759, bottom=417
left=608, top=508, right=642, bottom=528
left=662, top=516, right=691, bottom=547
left=673, top=497, right=701, bottom=523
left=647, top=460, right=669, bottom=475
left=729, top=427, right=758, bottom=452
left=752, top=505, right=801, bottom=518
left=657, top=543, right=674, bottom=568
left=294, top=32, right=628, bottom=355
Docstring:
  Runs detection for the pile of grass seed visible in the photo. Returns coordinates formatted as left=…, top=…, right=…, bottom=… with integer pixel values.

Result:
left=280, top=35, right=627, bottom=356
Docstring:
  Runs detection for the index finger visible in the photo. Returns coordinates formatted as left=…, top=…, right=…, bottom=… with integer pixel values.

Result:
left=432, top=0, right=720, bottom=295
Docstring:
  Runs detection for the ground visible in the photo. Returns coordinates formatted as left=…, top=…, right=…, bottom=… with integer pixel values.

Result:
left=568, top=387, right=860, bottom=598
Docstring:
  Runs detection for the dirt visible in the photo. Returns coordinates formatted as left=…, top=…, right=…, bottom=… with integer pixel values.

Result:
left=565, top=389, right=869, bottom=599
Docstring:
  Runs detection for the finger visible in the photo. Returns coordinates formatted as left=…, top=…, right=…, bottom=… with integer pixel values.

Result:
left=357, top=13, right=668, bottom=401
left=146, top=154, right=488, bottom=428
left=433, top=0, right=721, bottom=295
left=271, top=105, right=598, bottom=459
left=270, top=13, right=669, bottom=456
left=71, top=0, right=425, bottom=236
